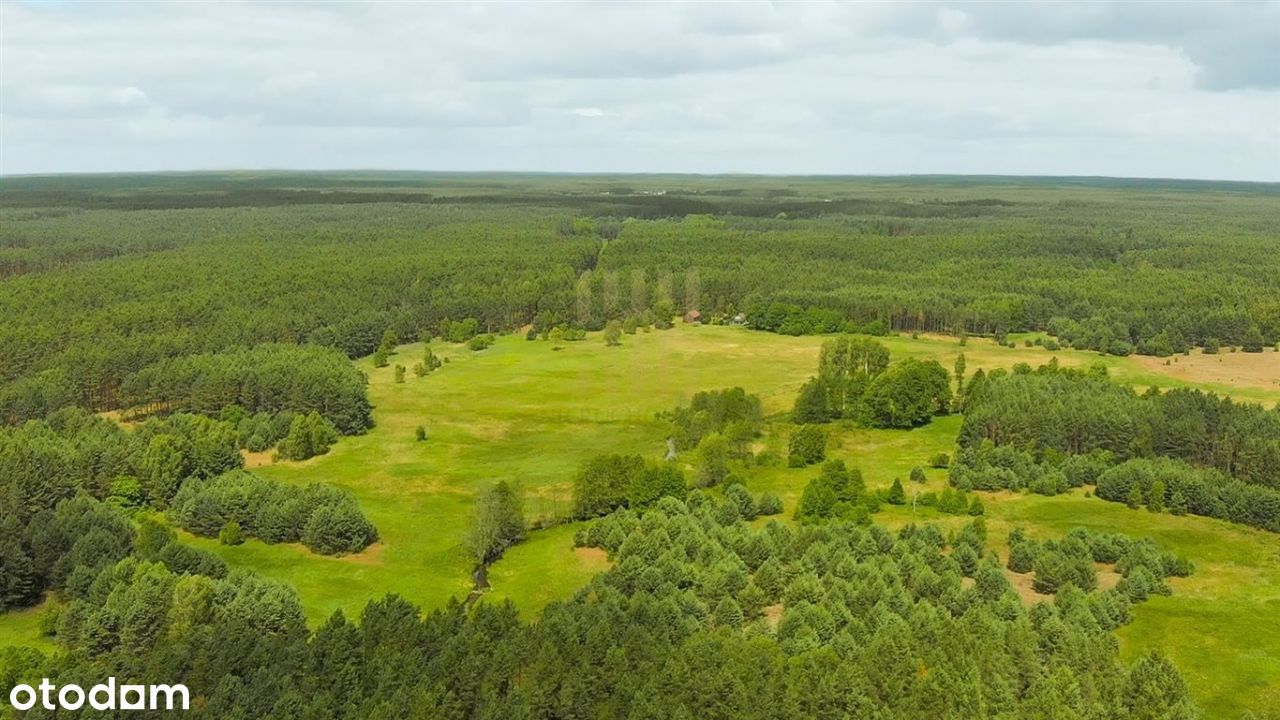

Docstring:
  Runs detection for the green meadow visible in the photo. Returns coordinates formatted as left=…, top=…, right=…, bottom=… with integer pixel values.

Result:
left=0, top=602, right=55, bottom=654
left=165, top=324, right=1278, bottom=717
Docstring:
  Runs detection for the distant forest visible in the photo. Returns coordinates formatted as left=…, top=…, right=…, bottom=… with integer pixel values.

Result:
left=1, top=173, right=1276, bottom=425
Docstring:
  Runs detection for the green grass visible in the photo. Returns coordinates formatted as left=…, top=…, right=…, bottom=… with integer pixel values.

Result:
left=995, top=493, right=1280, bottom=719
left=211, top=324, right=1134, bottom=624
left=748, top=415, right=964, bottom=512
left=189, top=325, right=829, bottom=624
left=20, top=324, right=1277, bottom=716
left=483, top=522, right=611, bottom=620
left=0, top=600, right=56, bottom=654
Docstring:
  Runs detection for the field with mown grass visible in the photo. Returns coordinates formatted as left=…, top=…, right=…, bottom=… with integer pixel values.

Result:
left=169, top=324, right=1279, bottom=718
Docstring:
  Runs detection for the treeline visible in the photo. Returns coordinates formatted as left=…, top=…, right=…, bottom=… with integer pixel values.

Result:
left=599, top=210, right=1279, bottom=355
left=954, top=361, right=1280, bottom=530
left=3, top=495, right=1198, bottom=718
left=958, top=362, right=1280, bottom=487
left=4, top=182, right=1277, bottom=423
left=792, top=336, right=952, bottom=428
left=743, top=301, right=891, bottom=337
left=170, top=471, right=377, bottom=556
left=0, top=407, right=377, bottom=611
left=1094, top=458, right=1280, bottom=532
left=120, top=343, right=373, bottom=434
left=0, top=495, right=228, bottom=612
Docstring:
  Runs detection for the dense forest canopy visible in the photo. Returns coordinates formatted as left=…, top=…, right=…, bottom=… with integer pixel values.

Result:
left=953, top=363, right=1280, bottom=531
left=1, top=173, right=1276, bottom=425
left=2, top=495, right=1199, bottom=719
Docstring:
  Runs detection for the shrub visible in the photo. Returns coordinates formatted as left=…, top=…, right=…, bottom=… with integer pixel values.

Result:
left=303, top=501, right=380, bottom=556
left=277, top=412, right=339, bottom=461
left=218, top=520, right=245, bottom=546
left=788, top=425, right=826, bottom=467
left=467, top=333, right=496, bottom=351
left=158, top=542, right=228, bottom=579
left=757, top=493, right=783, bottom=516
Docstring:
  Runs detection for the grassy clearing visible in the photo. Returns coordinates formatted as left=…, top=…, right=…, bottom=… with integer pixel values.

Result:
left=483, top=523, right=612, bottom=620
left=1130, top=346, right=1280, bottom=395
left=0, top=600, right=56, bottom=654
left=211, top=325, right=1111, bottom=623
left=899, top=332, right=1280, bottom=406
left=160, top=325, right=1280, bottom=716
left=998, top=493, right=1280, bottom=719
left=192, top=325, right=825, bottom=624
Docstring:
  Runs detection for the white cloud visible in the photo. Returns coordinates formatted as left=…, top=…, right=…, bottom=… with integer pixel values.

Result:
left=0, top=1, right=1276, bottom=180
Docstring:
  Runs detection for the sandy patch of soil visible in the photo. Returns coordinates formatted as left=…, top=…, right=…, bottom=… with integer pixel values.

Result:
left=573, top=546, right=612, bottom=570
left=762, top=603, right=784, bottom=629
left=1003, top=567, right=1051, bottom=605
left=1132, top=349, right=1280, bottom=391
left=1096, top=564, right=1122, bottom=591
left=242, top=449, right=275, bottom=468
left=97, top=409, right=144, bottom=429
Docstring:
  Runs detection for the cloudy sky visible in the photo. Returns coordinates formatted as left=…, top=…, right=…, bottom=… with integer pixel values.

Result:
left=2, top=1, right=1278, bottom=180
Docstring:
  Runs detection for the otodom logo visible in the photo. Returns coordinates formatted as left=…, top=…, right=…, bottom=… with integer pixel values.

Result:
left=8, top=678, right=189, bottom=712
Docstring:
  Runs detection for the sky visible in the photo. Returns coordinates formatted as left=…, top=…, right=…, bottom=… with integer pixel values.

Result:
left=1, top=1, right=1278, bottom=180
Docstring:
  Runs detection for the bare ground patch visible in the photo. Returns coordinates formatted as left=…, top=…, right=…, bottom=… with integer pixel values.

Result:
left=573, top=546, right=612, bottom=571
left=340, top=542, right=386, bottom=566
left=1003, top=567, right=1051, bottom=606
left=1097, top=563, right=1121, bottom=591
left=97, top=409, right=143, bottom=430
left=242, top=449, right=275, bottom=468
left=762, top=603, right=784, bottom=629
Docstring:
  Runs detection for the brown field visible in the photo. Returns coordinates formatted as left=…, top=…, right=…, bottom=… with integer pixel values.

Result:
left=1133, top=348, right=1280, bottom=393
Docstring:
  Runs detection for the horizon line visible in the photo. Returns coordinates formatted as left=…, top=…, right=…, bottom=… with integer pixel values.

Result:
left=1, top=168, right=1277, bottom=186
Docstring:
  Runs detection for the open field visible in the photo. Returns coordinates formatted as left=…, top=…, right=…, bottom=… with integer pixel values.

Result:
left=61, top=323, right=1280, bottom=717
left=198, top=323, right=1280, bottom=623
left=1005, top=493, right=1280, bottom=719
left=188, top=325, right=827, bottom=623
left=483, top=523, right=613, bottom=620
left=1130, top=346, right=1280, bottom=394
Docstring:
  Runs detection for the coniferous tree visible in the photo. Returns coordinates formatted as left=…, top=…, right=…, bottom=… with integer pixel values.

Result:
left=887, top=479, right=906, bottom=505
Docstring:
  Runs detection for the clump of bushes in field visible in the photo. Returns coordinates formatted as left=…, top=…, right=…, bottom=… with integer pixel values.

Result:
left=791, top=337, right=951, bottom=429
left=169, top=470, right=377, bottom=555
left=1005, top=526, right=1192, bottom=616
